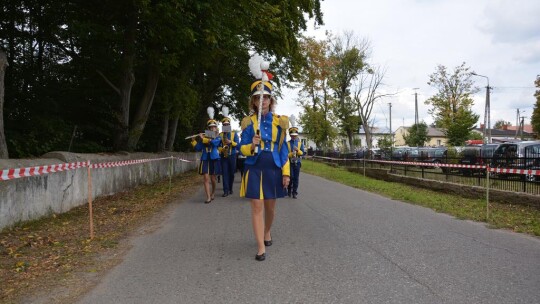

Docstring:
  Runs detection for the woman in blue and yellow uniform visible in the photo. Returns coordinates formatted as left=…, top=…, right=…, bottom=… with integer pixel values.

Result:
left=218, top=117, right=239, bottom=197
left=239, top=79, right=290, bottom=261
left=192, top=118, right=222, bottom=204
left=287, top=127, right=305, bottom=199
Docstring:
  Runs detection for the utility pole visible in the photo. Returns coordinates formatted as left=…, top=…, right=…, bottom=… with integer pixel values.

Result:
left=515, top=108, right=520, bottom=139
left=471, top=73, right=491, bottom=144
left=388, top=102, right=393, bottom=147
left=520, top=116, right=526, bottom=140
left=413, top=88, right=419, bottom=125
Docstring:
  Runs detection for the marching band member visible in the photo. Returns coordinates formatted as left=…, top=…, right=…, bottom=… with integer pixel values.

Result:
left=191, top=107, right=222, bottom=204
left=218, top=106, right=239, bottom=197
left=239, top=55, right=290, bottom=261
left=286, top=120, right=305, bottom=199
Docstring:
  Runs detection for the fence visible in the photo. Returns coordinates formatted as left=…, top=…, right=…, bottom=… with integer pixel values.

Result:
left=0, top=151, right=199, bottom=233
left=311, top=154, right=540, bottom=219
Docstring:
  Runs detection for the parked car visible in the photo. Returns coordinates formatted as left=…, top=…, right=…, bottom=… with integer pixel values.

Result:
left=459, top=144, right=499, bottom=176
left=391, top=147, right=412, bottom=161
left=417, top=147, right=447, bottom=164
left=490, top=141, right=540, bottom=181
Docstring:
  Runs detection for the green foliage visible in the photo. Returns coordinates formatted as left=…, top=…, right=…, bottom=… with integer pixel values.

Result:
left=298, top=107, right=337, bottom=149
left=0, top=0, right=323, bottom=157
left=377, top=135, right=393, bottom=150
left=493, top=119, right=512, bottom=129
left=403, top=122, right=428, bottom=147
left=467, top=131, right=484, bottom=140
left=532, top=76, right=540, bottom=138
left=425, top=62, right=480, bottom=146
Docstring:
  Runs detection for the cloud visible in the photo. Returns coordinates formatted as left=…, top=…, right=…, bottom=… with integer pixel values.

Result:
left=514, top=41, right=540, bottom=64
left=477, top=0, right=540, bottom=44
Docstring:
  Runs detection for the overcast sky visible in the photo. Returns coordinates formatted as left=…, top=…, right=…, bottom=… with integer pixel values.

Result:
left=267, top=0, right=539, bottom=132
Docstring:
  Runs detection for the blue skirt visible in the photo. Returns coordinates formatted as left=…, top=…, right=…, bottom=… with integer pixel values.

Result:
left=240, top=151, right=286, bottom=199
left=199, top=159, right=222, bottom=175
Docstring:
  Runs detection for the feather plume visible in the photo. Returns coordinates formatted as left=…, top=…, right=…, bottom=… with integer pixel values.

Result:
left=290, top=114, right=297, bottom=128
left=249, top=54, right=264, bottom=79
left=207, top=107, right=215, bottom=119
left=222, top=106, right=229, bottom=118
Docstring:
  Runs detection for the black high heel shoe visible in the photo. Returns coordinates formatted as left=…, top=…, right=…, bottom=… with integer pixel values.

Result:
left=255, top=252, right=266, bottom=261
left=264, top=239, right=272, bottom=247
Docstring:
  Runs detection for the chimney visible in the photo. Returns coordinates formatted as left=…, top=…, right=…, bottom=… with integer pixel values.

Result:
left=480, top=123, right=485, bottom=130
left=502, top=124, right=508, bottom=130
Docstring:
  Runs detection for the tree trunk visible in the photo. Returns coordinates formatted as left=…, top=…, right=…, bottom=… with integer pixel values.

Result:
left=112, top=5, right=138, bottom=151
left=0, top=51, right=9, bottom=158
left=157, top=111, right=169, bottom=152
left=165, top=116, right=179, bottom=151
left=127, top=64, right=160, bottom=151
left=347, top=130, right=354, bottom=151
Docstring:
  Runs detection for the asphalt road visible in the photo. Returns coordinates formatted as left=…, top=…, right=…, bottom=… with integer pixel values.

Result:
left=79, top=172, right=540, bottom=304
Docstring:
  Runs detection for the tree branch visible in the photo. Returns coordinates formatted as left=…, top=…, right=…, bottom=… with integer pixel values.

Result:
left=96, top=70, right=120, bottom=95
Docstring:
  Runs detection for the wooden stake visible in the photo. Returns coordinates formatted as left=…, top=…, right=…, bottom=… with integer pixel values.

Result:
left=87, top=160, right=94, bottom=239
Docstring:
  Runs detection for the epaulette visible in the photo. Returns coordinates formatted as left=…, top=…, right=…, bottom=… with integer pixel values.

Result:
left=279, top=115, right=289, bottom=130
left=240, top=116, right=253, bottom=131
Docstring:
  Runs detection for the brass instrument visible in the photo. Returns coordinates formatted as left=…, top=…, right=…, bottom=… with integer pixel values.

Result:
left=291, top=139, right=298, bottom=164
left=222, top=144, right=230, bottom=158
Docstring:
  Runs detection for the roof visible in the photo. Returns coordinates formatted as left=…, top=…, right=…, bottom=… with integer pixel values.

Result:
left=473, top=128, right=534, bottom=137
left=359, top=126, right=392, bottom=135
left=397, top=126, right=446, bottom=137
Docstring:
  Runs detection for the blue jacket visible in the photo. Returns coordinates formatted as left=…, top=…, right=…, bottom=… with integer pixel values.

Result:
left=239, top=112, right=290, bottom=176
left=192, top=136, right=222, bottom=160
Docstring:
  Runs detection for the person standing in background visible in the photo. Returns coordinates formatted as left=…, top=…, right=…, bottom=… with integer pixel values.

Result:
left=191, top=107, right=222, bottom=204
left=219, top=111, right=239, bottom=197
left=287, top=125, right=304, bottom=199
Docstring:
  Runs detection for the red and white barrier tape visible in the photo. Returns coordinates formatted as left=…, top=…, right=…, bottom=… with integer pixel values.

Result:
left=1, top=156, right=195, bottom=181
left=313, top=156, right=540, bottom=176
left=0, top=161, right=88, bottom=181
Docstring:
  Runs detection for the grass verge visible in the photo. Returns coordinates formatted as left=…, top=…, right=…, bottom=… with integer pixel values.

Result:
left=302, top=160, right=540, bottom=236
left=0, top=170, right=200, bottom=304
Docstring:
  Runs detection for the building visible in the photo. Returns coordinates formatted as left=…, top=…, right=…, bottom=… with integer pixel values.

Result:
left=358, top=126, right=393, bottom=148
left=394, top=126, right=447, bottom=147
left=472, top=124, right=535, bottom=142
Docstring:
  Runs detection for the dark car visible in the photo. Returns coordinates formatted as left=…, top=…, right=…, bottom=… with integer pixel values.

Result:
left=491, top=141, right=540, bottom=181
left=391, top=147, right=412, bottom=161
left=459, top=144, right=499, bottom=176
left=417, top=147, right=447, bottom=163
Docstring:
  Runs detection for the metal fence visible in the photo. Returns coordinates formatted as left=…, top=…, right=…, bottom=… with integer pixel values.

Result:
left=310, top=153, right=540, bottom=196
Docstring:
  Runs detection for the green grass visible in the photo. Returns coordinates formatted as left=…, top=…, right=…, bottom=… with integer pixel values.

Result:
left=302, top=160, right=540, bottom=236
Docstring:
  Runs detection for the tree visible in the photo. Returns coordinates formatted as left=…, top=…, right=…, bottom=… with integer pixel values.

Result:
left=328, top=32, right=369, bottom=150
left=493, top=119, right=512, bottom=129
left=0, top=50, right=7, bottom=158
left=532, top=75, right=540, bottom=138
left=403, top=122, right=428, bottom=147
left=298, top=106, right=337, bottom=150
left=0, top=0, right=324, bottom=156
left=352, top=65, right=393, bottom=150
left=296, top=37, right=333, bottom=118
left=425, top=62, right=480, bottom=146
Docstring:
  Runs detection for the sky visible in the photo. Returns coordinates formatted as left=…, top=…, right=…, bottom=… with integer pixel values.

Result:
left=251, top=0, right=540, bottom=133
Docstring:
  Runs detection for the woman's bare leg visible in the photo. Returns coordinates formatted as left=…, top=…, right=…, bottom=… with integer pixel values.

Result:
left=250, top=199, right=265, bottom=255
left=210, top=175, right=217, bottom=199
left=203, top=174, right=211, bottom=201
left=264, top=199, right=276, bottom=241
